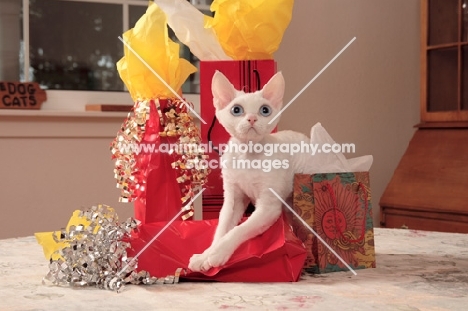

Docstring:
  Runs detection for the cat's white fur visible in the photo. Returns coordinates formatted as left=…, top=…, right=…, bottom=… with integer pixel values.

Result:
left=188, top=71, right=313, bottom=272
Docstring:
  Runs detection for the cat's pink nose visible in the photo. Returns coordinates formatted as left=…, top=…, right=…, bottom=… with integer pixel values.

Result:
left=247, top=115, right=257, bottom=125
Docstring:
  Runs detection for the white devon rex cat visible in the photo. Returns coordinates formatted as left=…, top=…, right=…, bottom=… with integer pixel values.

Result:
left=188, top=71, right=313, bottom=272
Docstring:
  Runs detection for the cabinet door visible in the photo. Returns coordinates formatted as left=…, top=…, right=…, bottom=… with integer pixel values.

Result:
left=421, top=0, right=468, bottom=122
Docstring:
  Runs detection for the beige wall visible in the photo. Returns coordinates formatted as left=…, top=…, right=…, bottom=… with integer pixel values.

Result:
left=0, top=116, right=133, bottom=239
left=276, top=0, right=420, bottom=225
left=0, top=0, right=420, bottom=238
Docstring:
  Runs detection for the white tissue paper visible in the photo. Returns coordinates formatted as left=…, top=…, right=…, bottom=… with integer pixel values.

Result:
left=308, top=122, right=373, bottom=173
left=154, top=0, right=231, bottom=61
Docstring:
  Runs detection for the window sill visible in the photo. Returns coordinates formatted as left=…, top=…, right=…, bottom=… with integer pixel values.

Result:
left=0, top=91, right=200, bottom=120
left=0, top=90, right=201, bottom=138
left=0, top=109, right=129, bottom=119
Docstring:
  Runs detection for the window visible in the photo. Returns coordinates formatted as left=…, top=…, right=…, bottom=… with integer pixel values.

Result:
left=27, top=0, right=125, bottom=91
left=1, top=0, right=211, bottom=111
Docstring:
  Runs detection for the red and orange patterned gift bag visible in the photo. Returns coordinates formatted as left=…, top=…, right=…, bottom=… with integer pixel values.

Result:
left=291, top=172, right=376, bottom=273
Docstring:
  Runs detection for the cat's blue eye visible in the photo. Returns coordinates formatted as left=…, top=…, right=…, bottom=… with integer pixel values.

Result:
left=259, top=105, right=272, bottom=117
left=230, top=104, right=244, bottom=116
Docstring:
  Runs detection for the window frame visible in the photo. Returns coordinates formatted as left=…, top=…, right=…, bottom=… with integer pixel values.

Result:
left=21, top=0, right=203, bottom=112
left=420, top=0, right=468, bottom=122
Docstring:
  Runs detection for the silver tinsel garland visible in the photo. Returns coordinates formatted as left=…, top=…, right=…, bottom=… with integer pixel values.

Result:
left=43, top=204, right=181, bottom=292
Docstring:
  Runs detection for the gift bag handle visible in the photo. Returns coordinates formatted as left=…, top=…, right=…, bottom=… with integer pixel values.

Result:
left=207, top=115, right=221, bottom=155
left=325, top=182, right=368, bottom=243
left=253, top=69, right=261, bottom=91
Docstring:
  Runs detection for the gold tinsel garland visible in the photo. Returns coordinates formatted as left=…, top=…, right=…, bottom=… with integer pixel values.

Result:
left=110, top=98, right=209, bottom=217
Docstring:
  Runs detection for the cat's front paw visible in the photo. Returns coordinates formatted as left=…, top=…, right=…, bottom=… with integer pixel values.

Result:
left=188, top=253, right=210, bottom=272
left=204, top=248, right=232, bottom=269
left=188, top=247, right=232, bottom=273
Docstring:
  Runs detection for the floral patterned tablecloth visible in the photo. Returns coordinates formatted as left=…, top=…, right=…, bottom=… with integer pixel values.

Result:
left=1, top=228, right=467, bottom=310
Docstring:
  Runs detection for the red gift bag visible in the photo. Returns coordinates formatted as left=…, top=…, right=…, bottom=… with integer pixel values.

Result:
left=132, top=99, right=183, bottom=224
left=128, top=213, right=306, bottom=282
left=113, top=98, right=207, bottom=224
left=199, top=60, right=277, bottom=214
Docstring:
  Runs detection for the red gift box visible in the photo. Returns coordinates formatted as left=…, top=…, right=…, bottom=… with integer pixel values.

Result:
left=128, top=213, right=306, bottom=282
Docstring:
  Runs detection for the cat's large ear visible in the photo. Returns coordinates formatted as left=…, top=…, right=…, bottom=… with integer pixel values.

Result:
left=262, top=72, right=285, bottom=109
left=212, top=70, right=236, bottom=110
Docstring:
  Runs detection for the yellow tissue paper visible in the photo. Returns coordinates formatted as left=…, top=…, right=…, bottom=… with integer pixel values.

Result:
left=34, top=231, right=66, bottom=261
left=206, top=0, right=294, bottom=60
left=35, top=210, right=93, bottom=260
left=117, top=2, right=197, bottom=101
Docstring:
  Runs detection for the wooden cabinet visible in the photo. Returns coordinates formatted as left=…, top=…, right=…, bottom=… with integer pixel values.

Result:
left=380, top=0, right=468, bottom=233
left=380, top=127, right=468, bottom=233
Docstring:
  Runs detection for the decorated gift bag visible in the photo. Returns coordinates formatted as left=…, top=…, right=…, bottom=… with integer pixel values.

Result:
left=292, top=172, right=376, bottom=273
left=111, top=3, right=209, bottom=224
